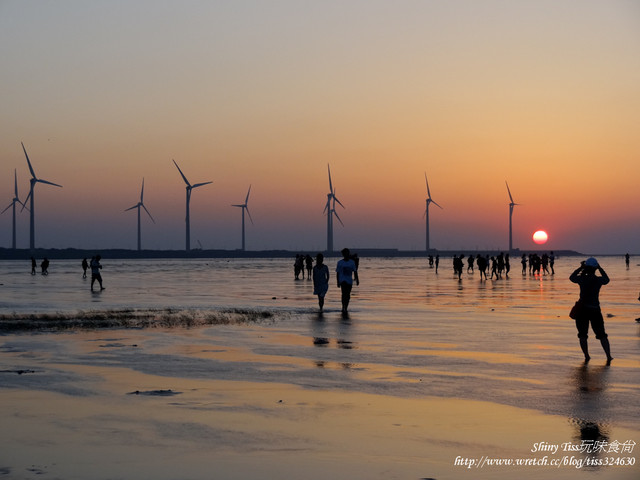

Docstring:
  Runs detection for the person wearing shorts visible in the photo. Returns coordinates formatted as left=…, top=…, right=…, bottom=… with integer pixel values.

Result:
left=569, top=257, right=612, bottom=364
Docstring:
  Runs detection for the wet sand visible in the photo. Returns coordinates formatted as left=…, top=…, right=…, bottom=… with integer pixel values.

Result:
left=1, top=326, right=638, bottom=480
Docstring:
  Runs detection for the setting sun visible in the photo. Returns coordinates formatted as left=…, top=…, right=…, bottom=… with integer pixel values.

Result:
left=533, top=230, right=549, bottom=245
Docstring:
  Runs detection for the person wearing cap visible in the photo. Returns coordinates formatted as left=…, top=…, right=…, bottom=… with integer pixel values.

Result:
left=569, top=257, right=613, bottom=363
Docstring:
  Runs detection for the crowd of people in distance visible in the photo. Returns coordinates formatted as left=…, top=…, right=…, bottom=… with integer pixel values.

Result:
left=444, top=251, right=556, bottom=280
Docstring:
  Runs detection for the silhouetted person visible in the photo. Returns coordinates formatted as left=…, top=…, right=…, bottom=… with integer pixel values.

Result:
left=496, top=252, right=505, bottom=277
left=351, top=253, right=359, bottom=270
left=40, top=258, right=49, bottom=275
left=477, top=254, right=487, bottom=280
left=82, top=258, right=88, bottom=279
left=541, top=253, right=550, bottom=275
left=336, top=248, right=359, bottom=313
left=521, top=254, right=527, bottom=275
left=305, top=254, right=313, bottom=280
left=312, top=253, right=329, bottom=312
left=294, top=254, right=303, bottom=280
left=569, top=258, right=612, bottom=364
left=549, top=251, right=555, bottom=275
left=30, top=256, right=36, bottom=275
left=625, top=253, right=630, bottom=269
left=467, top=255, right=474, bottom=273
left=90, top=255, right=105, bottom=292
left=453, top=255, right=464, bottom=280
left=435, top=254, right=439, bottom=274
left=505, top=253, right=510, bottom=277
left=428, top=255, right=434, bottom=268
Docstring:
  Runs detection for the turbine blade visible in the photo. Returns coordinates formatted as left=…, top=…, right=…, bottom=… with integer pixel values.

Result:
left=21, top=142, right=36, bottom=178
left=333, top=210, right=344, bottom=227
left=124, top=204, right=138, bottom=212
left=192, top=181, right=212, bottom=189
left=246, top=206, right=254, bottom=225
left=323, top=198, right=331, bottom=214
left=432, top=200, right=443, bottom=209
left=245, top=185, right=251, bottom=204
left=505, top=181, right=514, bottom=203
left=142, top=203, right=155, bottom=223
left=173, top=159, right=191, bottom=186
left=425, top=172, right=432, bottom=198
left=333, top=195, right=345, bottom=209
left=21, top=191, right=32, bottom=211
left=36, top=178, right=62, bottom=188
left=140, top=178, right=145, bottom=202
left=14, top=169, right=19, bottom=196
left=327, top=164, right=334, bottom=194
left=1, top=202, right=13, bottom=214
left=232, top=204, right=243, bottom=208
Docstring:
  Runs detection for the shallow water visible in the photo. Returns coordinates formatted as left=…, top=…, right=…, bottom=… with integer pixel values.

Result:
left=1, top=255, right=639, bottom=479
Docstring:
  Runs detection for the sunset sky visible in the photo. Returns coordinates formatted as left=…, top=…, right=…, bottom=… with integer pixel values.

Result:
left=1, top=1, right=639, bottom=254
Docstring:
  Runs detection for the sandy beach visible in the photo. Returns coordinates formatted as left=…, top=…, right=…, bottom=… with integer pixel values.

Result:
left=1, top=257, right=638, bottom=479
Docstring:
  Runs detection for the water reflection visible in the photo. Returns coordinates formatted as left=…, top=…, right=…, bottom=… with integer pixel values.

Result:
left=568, top=364, right=611, bottom=468
left=311, top=315, right=357, bottom=369
left=311, top=316, right=356, bottom=349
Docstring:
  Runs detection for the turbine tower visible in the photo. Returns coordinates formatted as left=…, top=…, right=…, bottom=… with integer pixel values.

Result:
left=506, top=181, right=519, bottom=252
left=1, top=169, right=25, bottom=249
left=324, top=164, right=345, bottom=253
left=173, top=159, right=212, bottom=252
left=21, top=142, right=62, bottom=250
left=125, top=178, right=155, bottom=251
left=424, top=173, right=443, bottom=252
left=232, top=185, right=253, bottom=251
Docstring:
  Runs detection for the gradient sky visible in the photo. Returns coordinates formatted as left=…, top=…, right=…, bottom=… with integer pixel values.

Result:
left=1, top=0, right=639, bottom=254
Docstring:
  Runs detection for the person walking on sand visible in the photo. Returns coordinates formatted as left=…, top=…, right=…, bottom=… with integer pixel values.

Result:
left=336, top=248, right=359, bottom=313
left=569, top=257, right=613, bottom=364
left=90, top=255, right=105, bottom=291
left=312, top=253, right=330, bottom=312
left=82, top=258, right=88, bottom=279
left=30, top=256, right=36, bottom=275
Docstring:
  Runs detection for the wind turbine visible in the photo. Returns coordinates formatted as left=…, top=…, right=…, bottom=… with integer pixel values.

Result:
left=21, top=142, right=62, bottom=250
left=424, top=173, right=443, bottom=252
left=125, top=178, right=155, bottom=251
left=506, top=181, right=519, bottom=252
left=173, top=159, right=212, bottom=252
left=232, top=185, right=253, bottom=251
left=1, top=169, right=25, bottom=249
left=324, top=164, right=345, bottom=253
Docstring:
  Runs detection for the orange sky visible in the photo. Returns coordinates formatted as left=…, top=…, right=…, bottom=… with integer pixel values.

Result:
left=1, top=1, right=639, bottom=253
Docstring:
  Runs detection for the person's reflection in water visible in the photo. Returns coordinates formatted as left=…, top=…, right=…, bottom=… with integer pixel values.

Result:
left=310, top=315, right=356, bottom=368
left=569, top=364, right=611, bottom=469
left=312, top=314, right=330, bottom=348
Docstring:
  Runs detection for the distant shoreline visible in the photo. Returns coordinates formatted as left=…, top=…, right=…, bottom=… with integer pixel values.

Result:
left=0, top=247, right=590, bottom=260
